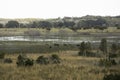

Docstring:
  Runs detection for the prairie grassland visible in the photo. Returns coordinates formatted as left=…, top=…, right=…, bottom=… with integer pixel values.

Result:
left=0, top=51, right=119, bottom=80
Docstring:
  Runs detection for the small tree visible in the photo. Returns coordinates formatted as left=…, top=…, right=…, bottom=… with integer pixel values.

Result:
left=99, top=38, right=107, bottom=54
left=86, top=42, right=92, bottom=52
left=79, top=42, right=86, bottom=56
left=111, top=43, right=118, bottom=53
left=109, top=43, right=118, bottom=58
left=98, top=39, right=118, bottom=67
left=79, top=42, right=92, bottom=56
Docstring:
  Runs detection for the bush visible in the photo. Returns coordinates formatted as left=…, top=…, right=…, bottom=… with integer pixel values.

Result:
left=16, top=54, right=34, bottom=66
left=0, top=53, right=5, bottom=59
left=85, top=51, right=96, bottom=57
left=78, top=51, right=83, bottom=56
left=24, top=58, right=34, bottom=66
left=4, top=58, right=12, bottom=63
left=50, top=54, right=61, bottom=64
left=78, top=51, right=101, bottom=57
left=54, top=44, right=59, bottom=47
left=98, top=58, right=117, bottom=67
left=103, top=73, right=120, bottom=80
left=36, top=56, right=49, bottom=65
left=36, top=54, right=61, bottom=64
left=109, top=53, right=117, bottom=58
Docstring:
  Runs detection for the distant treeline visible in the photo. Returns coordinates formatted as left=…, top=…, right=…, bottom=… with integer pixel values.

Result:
left=0, top=15, right=120, bottom=30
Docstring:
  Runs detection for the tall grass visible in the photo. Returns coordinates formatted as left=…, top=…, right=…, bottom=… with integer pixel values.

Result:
left=0, top=51, right=119, bottom=80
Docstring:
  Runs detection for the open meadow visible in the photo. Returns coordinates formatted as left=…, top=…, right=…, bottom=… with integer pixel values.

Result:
left=0, top=28, right=120, bottom=80
left=0, top=51, right=120, bottom=80
left=0, top=0, right=120, bottom=79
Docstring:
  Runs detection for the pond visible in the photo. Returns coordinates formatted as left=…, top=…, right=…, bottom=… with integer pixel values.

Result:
left=0, top=36, right=119, bottom=44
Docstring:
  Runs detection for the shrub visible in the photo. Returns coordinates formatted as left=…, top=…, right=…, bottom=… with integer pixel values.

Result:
left=103, top=73, right=120, bottom=80
left=36, top=56, right=49, bottom=65
left=78, top=51, right=101, bottom=57
left=0, top=53, right=5, bottom=59
left=78, top=51, right=83, bottom=56
left=109, top=53, right=117, bottom=58
left=50, top=54, right=61, bottom=64
left=16, top=54, right=34, bottom=66
left=86, top=51, right=96, bottom=57
left=24, top=58, right=34, bottom=66
left=98, top=58, right=117, bottom=67
left=4, top=58, right=12, bottom=63
left=36, top=54, right=61, bottom=64
left=16, top=55, right=26, bottom=66
left=54, top=44, right=59, bottom=46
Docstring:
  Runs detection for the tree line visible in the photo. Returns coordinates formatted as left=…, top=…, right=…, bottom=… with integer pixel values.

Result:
left=0, top=15, right=120, bottom=30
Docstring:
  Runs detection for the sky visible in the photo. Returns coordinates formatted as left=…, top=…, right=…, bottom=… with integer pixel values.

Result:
left=0, top=0, right=120, bottom=19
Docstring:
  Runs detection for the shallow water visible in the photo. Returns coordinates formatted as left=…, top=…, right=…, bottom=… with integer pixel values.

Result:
left=0, top=36, right=119, bottom=44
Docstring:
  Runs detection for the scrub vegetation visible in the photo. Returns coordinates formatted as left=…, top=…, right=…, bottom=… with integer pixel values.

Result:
left=0, top=15, right=120, bottom=80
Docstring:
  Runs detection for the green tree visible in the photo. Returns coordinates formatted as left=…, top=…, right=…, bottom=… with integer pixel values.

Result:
left=99, top=38, right=107, bottom=54
left=6, top=20, right=19, bottom=28
left=111, top=43, right=118, bottom=53
left=79, top=42, right=92, bottom=56
left=86, top=42, right=92, bottom=52
left=38, top=21, right=52, bottom=28
left=79, top=42, right=86, bottom=56
left=109, top=43, right=118, bottom=58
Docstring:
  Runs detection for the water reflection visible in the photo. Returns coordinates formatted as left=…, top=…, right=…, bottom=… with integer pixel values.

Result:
left=0, top=36, right=119, bottom=44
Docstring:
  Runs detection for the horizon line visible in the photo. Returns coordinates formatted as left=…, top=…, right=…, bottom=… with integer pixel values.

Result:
left=0, top=15, right=120, bottom=19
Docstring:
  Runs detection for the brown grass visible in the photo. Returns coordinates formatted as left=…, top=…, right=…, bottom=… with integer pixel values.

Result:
left=0, top=51, right=119, bottom=80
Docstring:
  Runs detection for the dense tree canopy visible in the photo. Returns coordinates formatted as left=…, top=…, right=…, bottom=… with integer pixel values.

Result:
left=1, top=15, right=120, bottom=29
left=6, top=20, right=19, bottom=28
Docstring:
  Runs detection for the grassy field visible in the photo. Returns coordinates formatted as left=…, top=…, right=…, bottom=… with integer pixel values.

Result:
left=0, top=51, right=119, bottom=80
left=0, top=41, right=78, bottom=53
left=0, top=28, right=120, bottom=80
left=0, top=28, right=120, bottom=36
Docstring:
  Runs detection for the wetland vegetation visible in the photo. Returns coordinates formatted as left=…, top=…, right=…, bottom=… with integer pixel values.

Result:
left=0, top=16, right=120, bottom=80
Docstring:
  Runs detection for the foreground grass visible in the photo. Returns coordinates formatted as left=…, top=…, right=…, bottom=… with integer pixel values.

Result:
left=0, top=51, right=119, bottom=80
